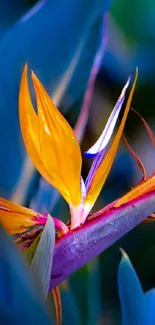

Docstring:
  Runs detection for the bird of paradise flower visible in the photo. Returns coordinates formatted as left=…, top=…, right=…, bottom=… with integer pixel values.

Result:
left=1, top=64, right=155, bottom=325
left=0, top=64, right=154, bottom=236
left=0, top=66, right=128, bottom=231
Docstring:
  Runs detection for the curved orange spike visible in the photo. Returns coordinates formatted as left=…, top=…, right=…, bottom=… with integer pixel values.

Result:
left=123, top=134, right=146, bottom=182
left=0, top=197, right=44, bottom=234
left=115, top=111, right=155, bottom=207
left=19, top=64, right=45, bottom=169
left=84, top=68, right=138, bottom=212
left=52, top=286, right=62, bottom=325
left=131, top=108, right=155, bottom=147
left=19, top=64, right=82, bottom=206
left=115, top=174, right=155, bottom=207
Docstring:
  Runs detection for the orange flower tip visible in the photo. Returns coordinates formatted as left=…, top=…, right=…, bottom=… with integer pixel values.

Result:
left=31, top=71, right=37, bottom=81
left=23, top=63, right=28, bottom=75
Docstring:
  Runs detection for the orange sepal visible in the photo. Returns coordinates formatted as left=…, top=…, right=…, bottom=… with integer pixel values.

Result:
left=19, top=64, right=82, bottom=206
left=0, top=197, right=42, bottom=234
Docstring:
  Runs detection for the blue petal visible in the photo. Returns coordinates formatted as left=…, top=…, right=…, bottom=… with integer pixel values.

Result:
left=118, top=250, right=146, bottom=325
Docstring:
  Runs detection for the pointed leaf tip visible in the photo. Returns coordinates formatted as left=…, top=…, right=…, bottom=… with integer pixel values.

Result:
left=118, top=249, right=146, bottom=325
left=120, top=248, right=129, bottom=260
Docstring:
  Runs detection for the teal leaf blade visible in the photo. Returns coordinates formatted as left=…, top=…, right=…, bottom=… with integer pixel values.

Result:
left=0, top=224, right=53, bottom=324
left=117, top=251, right=146, bottom=325
left=31, top=215, right=55, bottom=298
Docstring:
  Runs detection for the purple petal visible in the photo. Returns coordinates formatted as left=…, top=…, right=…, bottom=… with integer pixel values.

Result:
left=85, top=75, right=131, bottom=158
left=50, top=191, right=155, bottom=290
left=85, top=148, right=106, bottom=193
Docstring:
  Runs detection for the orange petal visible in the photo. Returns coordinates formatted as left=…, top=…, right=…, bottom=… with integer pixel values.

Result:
left=52, top=286, right=62, bottom=325
left=19, top=64, right=82, bottom=206
left=84, top=68, right=138, bottom=211
left=114, top=174, right=155, bottom=207
left=0, top=197, right=42, bottom=234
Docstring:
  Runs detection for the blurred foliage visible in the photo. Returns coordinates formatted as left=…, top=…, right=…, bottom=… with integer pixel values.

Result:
left=0, top=1, right=155, bottom=325
left=0, top=224, right=53, bottom=324
left=0, top=0, right=110, bottom=199
left=104, top=0, right=155, bottom=81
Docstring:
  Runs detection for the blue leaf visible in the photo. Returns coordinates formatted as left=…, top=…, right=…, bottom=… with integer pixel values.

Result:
left=145, top=289, right=155, bottom=325
left=117, top=250, right=146, bottom=325
left=0, top=225, right=53, bottom=324
left=31, top=215, right=55, bottom=298
left=0, top=0, right=111, bottom=200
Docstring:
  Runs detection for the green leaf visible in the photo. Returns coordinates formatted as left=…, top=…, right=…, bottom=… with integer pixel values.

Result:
left=31, top=215, right=55, bottom=298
